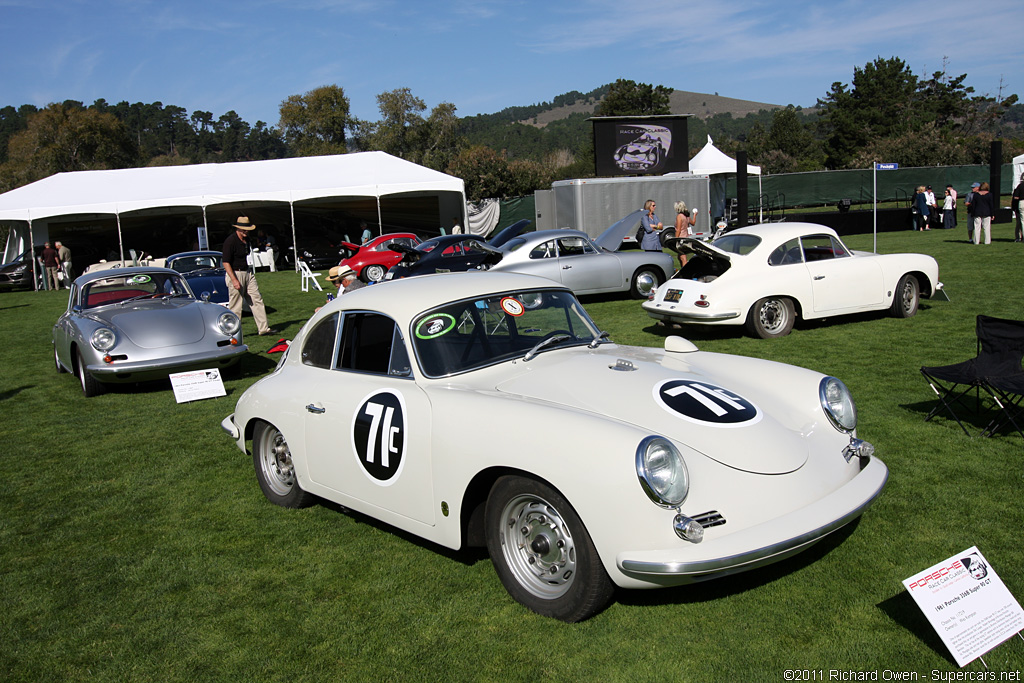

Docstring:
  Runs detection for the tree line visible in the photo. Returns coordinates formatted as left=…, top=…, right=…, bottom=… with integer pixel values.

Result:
left=1, top=56, right=1021, bottom=203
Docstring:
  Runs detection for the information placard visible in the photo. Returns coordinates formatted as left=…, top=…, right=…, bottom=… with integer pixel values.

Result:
left=903, top=546, right=1024, bottom=667
left=169, top=368, right=227, bottom=403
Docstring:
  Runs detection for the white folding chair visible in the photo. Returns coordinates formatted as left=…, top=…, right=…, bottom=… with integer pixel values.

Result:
left=299, top=260, right=323, bottom=292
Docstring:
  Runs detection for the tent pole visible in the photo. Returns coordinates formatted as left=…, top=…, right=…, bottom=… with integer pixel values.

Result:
left=116, top=211, right=125, bottom=263
left=289, top=201, right=298, bottom=273
left=28, top=217, right=38, bottom=292
left=376, top=191, right=383, bottom=237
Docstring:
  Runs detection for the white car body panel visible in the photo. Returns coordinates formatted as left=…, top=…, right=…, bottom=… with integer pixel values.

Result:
left=644, top=222, right=940, bottom=327
left=224, top=271, right=886, bottom=597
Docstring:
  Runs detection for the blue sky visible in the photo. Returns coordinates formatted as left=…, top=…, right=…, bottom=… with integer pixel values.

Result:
left=3, top=0, right=1021, bottom=127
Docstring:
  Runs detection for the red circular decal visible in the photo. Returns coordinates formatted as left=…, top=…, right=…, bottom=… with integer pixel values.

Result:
left=500, top=297, right=525, bottom=316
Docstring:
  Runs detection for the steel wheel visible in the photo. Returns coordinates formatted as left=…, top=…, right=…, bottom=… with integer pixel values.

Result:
left=891, top=274, right=919, bottom=318
left=363, top=264, right=386, bottom=282
left=499, top=493, right=577, bottom=600
left=747, top=296, right=795, bottom=339
left=77, top=349, right=104, bottom=397
left=485, top=476, right=613, bottom=621
left=253, top=421, right=314, bottom=508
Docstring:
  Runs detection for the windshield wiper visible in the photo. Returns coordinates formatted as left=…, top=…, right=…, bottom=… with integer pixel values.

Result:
left=588, top=331, right=610, bottom=349
left=524, top=334, right=572, bottom=362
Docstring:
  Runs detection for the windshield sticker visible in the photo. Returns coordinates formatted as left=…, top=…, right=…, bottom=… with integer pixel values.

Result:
left=500, top=297, right=525, bottom=317
left=351, top=389, right=407, bottom=486
left=126, top=275, right=152, bottom=285
left=415, top=313, right=456, bottom=339
left=653, top=379, right=762, bottom=428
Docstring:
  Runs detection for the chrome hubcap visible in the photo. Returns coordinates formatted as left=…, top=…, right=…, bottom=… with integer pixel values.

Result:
left=635, top=272, right=657, bottom=297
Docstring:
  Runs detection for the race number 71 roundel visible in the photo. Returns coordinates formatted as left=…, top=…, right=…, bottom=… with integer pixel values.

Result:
left=653, top=379, right=761, bottom=427
left=350, top=389, right=407, bottom=485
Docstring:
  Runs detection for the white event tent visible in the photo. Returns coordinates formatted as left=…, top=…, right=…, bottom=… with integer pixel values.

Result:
left=687, top=136, right=762, bottom=221
left=0, top=151, right=466, bottom=266
left=1013, top=153, right=1024, bottom=193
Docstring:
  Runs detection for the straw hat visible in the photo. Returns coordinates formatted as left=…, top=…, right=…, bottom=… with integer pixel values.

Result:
left=233, top=216, right=256, bottom=231
left=327, top=265, right=355, bottom=282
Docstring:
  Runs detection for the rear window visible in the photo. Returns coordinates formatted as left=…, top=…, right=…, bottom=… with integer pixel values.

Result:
left=712, top=234, right=761, bottom=255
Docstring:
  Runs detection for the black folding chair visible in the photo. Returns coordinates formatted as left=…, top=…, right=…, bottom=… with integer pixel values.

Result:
left=921, top=315, right=1024, bottom=436
left=982, top=374, right=1024, bottom=439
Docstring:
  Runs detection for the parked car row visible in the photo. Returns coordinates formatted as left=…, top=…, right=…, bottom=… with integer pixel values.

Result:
left=45, top=214, right=944, bottom=620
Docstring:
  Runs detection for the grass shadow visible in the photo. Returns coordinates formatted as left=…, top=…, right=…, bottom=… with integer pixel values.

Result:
left=876, top=591, right=957, bottom=666
left=0, top=385, right=33, bottom=401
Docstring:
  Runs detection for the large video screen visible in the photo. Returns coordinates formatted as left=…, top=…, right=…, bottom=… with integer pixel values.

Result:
left=591, top=116, right=690, bottom=177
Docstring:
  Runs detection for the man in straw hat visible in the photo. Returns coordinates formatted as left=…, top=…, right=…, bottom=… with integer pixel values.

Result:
left=222, top=216, right=278, bottom=335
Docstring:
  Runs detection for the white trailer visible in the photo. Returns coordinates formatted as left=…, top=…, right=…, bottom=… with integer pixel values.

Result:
left=535, top=174, right=712, bottom=245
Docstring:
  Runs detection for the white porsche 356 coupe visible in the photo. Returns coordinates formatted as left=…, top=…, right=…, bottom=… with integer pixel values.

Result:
left=643, top=223, right=942, bottom=338
left=222, top=271, right=887, bottom=621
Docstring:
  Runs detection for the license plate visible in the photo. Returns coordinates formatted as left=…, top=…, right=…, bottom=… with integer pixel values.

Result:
left=664, top=289, right=683, bottom=302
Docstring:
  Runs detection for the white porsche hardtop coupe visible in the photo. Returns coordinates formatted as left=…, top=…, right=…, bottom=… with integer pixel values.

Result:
left=223, top=271, right=887, bottom=621
left=644, top=222, right=941, bottom=338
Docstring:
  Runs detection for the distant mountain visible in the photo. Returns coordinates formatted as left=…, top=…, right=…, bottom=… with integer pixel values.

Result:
left=518, top=89, right=791, bottom=128
left=460, top=85, right=800, bottom=163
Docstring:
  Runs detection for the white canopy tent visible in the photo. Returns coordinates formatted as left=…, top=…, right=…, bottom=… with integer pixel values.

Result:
left=0, top=152, right=466, bottom=270
left=687, top=136, right=762, bottom=222
left=1013, top=153, right=1024, bottom=194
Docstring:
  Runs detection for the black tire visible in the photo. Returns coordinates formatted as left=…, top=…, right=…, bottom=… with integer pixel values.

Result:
left=629, top=266, right=662, bottom=299
left=485, top=475, right=614, bottom=622
left=746, top=296, right=795, bottom=339
left=77, top=349, right=105, bottom=397
left=252, top=421, right=315, bottom=508
left=891, top=274, right=920, bottom=318
left=363, top=264, right=386, bottom=283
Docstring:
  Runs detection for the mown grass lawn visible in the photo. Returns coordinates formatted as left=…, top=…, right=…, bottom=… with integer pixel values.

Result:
left=2, top=220, right=1023, bottom=682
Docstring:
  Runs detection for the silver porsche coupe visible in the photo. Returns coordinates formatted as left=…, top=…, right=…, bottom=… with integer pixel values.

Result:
left=53, top=267, right=248, bottom=396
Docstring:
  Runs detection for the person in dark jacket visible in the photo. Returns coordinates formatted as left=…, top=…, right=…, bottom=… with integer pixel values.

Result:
left=1011, top=173, right=1024, bottom=243
left=971, top=182, right=995, bottom=245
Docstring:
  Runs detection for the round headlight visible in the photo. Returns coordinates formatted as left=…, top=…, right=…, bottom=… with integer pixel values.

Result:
left=820, top=376, right=857, bottom=433
left=217, top=311, right=241, bottom=335
left=91, top=327, right=116, bottom=351
left=635, top=436, right=689, bottom=508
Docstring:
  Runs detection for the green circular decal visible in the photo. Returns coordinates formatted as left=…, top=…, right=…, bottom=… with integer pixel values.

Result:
left=415, top=313, right=456, bottom=339
left=126, top=275, right=152, bottom=285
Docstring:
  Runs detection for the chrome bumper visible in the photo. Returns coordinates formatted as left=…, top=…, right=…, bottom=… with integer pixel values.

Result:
left=617, top=456, right=888, bottom=578
left=86, top=344, right=248, bottom=381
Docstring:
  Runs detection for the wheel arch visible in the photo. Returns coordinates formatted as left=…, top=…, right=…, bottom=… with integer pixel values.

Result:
left=461, top=466, right=557, bottom=548
left=903, top=270, right=933, bottom=298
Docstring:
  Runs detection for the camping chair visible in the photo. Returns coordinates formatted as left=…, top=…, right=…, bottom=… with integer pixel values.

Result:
left=981, top=374, right=1024, bottom=439
left=921, top=315, right=1024, bottom=436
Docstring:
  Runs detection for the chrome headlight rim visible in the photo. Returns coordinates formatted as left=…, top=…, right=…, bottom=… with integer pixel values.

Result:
left=635, top=435, right=689, bottom=509
left=217, top=311, right=241, bottom=336
left=90, top=327, right=116, bottom=352
left=819, top=376, right=857, bottom=433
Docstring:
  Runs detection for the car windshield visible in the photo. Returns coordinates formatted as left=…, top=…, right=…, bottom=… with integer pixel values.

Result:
left=412, top=288, right=602, bottom=377
left=712, top=234, right=761, bottom=255
left=169, top=255, right=221, bottom=272
left=80, top=272, right=192, bottom=309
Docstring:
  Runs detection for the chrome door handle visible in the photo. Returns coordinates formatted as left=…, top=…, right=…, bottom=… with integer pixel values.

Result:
left=813, top=275, right=825, bottom=280
left=562, top=265, right=572, bottom=270
left=306, top=404, right=325, bottom=414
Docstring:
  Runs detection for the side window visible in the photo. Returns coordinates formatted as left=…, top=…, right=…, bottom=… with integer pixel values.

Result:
left=830, top=237, right=850, bottom=258
left=529, top=240, right=556, bottom=259
left=337, top=312, right=409, bottom=376
left=302, top=313, right=339, bottom=368
left=801, top=235, right=838, bottom=262
left=768, top=238, right=803, bottom=266
left=557, top=237, right=596, bottom=257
